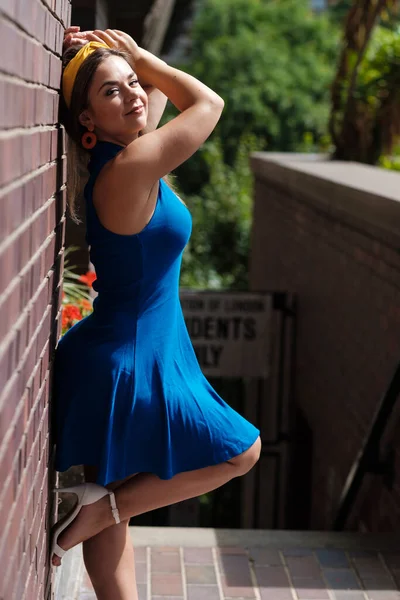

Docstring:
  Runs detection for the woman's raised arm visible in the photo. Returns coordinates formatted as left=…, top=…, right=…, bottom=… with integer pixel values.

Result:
left=139, top=85, right=168, bottom=135
left=87, top=29, right=224, bottom=185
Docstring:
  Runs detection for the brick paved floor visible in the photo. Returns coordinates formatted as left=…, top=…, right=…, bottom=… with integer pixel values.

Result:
left=77, top=528, right=400, bottom=600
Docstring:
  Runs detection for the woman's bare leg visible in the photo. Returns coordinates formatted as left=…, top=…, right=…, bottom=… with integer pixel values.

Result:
left=82, top=517, right=138, bottom=600
left=116, top=437, right=261, bottom=520
left=52, top=437, right=261, bottom=573
left=54, top=465, right=140, bottom=600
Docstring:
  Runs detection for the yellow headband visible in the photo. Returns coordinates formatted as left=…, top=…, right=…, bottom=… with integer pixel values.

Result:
left=62, top=41, right=110, bottom=108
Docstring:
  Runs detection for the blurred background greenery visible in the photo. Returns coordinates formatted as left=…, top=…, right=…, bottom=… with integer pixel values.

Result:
left=65, top=0, right=400, bottom=304
left=160, top=0, right=400, bottom=290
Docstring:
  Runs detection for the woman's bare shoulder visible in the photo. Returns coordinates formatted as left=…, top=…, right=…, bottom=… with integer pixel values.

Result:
left=91, top=156, right=159, bottom=236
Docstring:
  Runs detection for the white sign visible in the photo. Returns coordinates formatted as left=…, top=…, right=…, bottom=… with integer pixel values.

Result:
left=179, top=291, right=272, bottom=378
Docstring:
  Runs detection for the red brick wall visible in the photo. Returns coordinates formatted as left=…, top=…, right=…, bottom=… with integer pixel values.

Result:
left=0, top=1, right=70, bottom=598
left=249, top=154, right=400, bottom=532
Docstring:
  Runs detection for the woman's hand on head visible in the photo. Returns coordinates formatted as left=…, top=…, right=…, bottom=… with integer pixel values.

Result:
left=86, top=29, right=142, bottom=64
left=63, top=26, right=94, bottom=50
left=63, top=27, right=142, bottom=67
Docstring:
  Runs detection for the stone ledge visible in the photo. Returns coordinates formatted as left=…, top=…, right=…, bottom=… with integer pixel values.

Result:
left=128, top=526, right=400, bottom=550
left=251, top=152, right=400, bottom=248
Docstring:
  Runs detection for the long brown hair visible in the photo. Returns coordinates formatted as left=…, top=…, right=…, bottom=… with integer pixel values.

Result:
left=60, top=46, right=176, bottom=225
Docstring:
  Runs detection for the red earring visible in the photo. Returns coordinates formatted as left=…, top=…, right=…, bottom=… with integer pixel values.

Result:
left=81, top=130, right=97, bottom=150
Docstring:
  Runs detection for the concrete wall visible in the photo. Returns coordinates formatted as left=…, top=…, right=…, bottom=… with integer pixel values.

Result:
left=0, top=0, right=70, bottom=598
left=249, top=153, right=400, bottom=532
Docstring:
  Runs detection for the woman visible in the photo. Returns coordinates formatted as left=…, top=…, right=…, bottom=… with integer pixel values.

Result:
left=52, top=26, right=261, bottom=597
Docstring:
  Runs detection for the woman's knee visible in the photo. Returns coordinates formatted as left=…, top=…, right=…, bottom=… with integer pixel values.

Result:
left=228, top=436, right=261, bottom=475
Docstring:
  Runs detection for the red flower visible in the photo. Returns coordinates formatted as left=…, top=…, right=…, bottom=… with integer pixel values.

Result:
left=79, top=270, right=97, bottom=287
left=62, top=303, right=83, bottom=330
left=78, top=298, right=93, bottom=311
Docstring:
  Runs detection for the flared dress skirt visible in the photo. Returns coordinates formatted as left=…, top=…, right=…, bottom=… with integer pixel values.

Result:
left=53, top=141, right=260, bottom=487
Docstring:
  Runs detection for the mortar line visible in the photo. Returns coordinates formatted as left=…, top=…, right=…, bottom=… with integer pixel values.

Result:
left=179, top=546, right=188, bottom=600
left=247, top=551, right=262, bottom=600
left=378, top=551, right=399, bottom=590
left=212, top=547, right=225, bottom=600
left=344, top=550, right=371, bottom=600
left=147, top=546, right=151, bottom=600
left=279, top=550, right=300, bottom=600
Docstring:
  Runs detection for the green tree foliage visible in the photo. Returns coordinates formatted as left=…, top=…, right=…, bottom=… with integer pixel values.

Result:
left=165, top=0, right=339, bottom=288
left=379, top=144, right=400, bottom=171
left=188, top=0, right=338, bottom=154
left=360, top=25, right=400, bottom=164
left=329, top=0, right=399, bottom=163
left=329, top=0, right=354, bottom=24
left=166, top=0, right=340, bottom=194
left=180, top=134, right=261, bottom=290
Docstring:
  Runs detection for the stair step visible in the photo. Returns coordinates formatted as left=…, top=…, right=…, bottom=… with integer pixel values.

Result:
left=70, top=528, right=400, bottom=600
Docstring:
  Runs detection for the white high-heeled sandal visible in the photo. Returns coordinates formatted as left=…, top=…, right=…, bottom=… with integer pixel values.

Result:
left=50, top=482, right=121, bottom=566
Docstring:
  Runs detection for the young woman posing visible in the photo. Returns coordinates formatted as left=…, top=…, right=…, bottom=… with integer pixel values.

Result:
left=52, top=26, right=261, bottom=600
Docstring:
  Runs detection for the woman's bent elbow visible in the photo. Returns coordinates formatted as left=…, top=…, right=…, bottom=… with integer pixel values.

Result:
left=203, top=95, right=224, bottom=123
left=201, top=92, right=224, bottom=113
left=212, top=94, right=225, bottom=112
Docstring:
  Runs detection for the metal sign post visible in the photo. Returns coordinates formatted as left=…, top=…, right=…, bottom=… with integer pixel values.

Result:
left=167, top=290, right=296, bottom=529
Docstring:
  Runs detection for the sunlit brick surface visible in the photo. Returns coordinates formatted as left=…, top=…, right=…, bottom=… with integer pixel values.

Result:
left=0, top=1, right=70, bottom=599
left=77, top=529, right=400, bottom=600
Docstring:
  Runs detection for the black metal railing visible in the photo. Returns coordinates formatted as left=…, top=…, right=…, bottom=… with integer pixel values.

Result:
left=333, top=361, right=400, bottom=531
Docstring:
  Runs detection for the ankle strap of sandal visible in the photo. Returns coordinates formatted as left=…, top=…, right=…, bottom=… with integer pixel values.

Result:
left=108, top=490, right=121, bottom=524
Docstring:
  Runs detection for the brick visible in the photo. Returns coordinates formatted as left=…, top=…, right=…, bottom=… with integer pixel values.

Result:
left=366, top=594, right=400, bottom=600
left=216, top=546, right=248, bottom=555
left=137, top=583, right=147, bottom=600
left=322, top=569, right=361, bottom=590
left=255, top=565, right=291, bottom=588
left=292, top=577, right=330, bottom=599
left=0, top=1, right=65, bottom=598
left=218, top=554, right=252, bottom=581
left=134, top=546, right=147, bottom=562
left=355, top=563, right=392, bottom=580
left=248, top=548, right=282, bottom=565
left=151, top=572, right=183, bottom=596
left=259, top=586, right=293, bottom=600
left=315, top=550, right=350, bottom=569
left=0, top=130, right=55, bottom=188
left=250, top=168, right=400, bottom=531
left=332, top=594, right=366, bottom=600
left=152, top=549, right=181, bottom=573
left=382, top=555, right=400, bottom=570
left=220, top=573, right=256, bottom=598
left=361, top=578, right=399, bottom=591
left=285, top=556, right=321, bottom=578
left=184, top=547, right=214, bottom=564
left=185, top=565, right=217, bottom=584
left=187, top=584, right=220, bottom=600
left=282, top=547, right=314, bottom=557
left=152, top=597, right=183, bottom=600
left=135, top=560, right=147, bottom=584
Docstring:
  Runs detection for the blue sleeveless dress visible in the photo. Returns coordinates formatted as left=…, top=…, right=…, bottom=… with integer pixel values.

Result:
left=53, top=140, right=260, bottom=486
